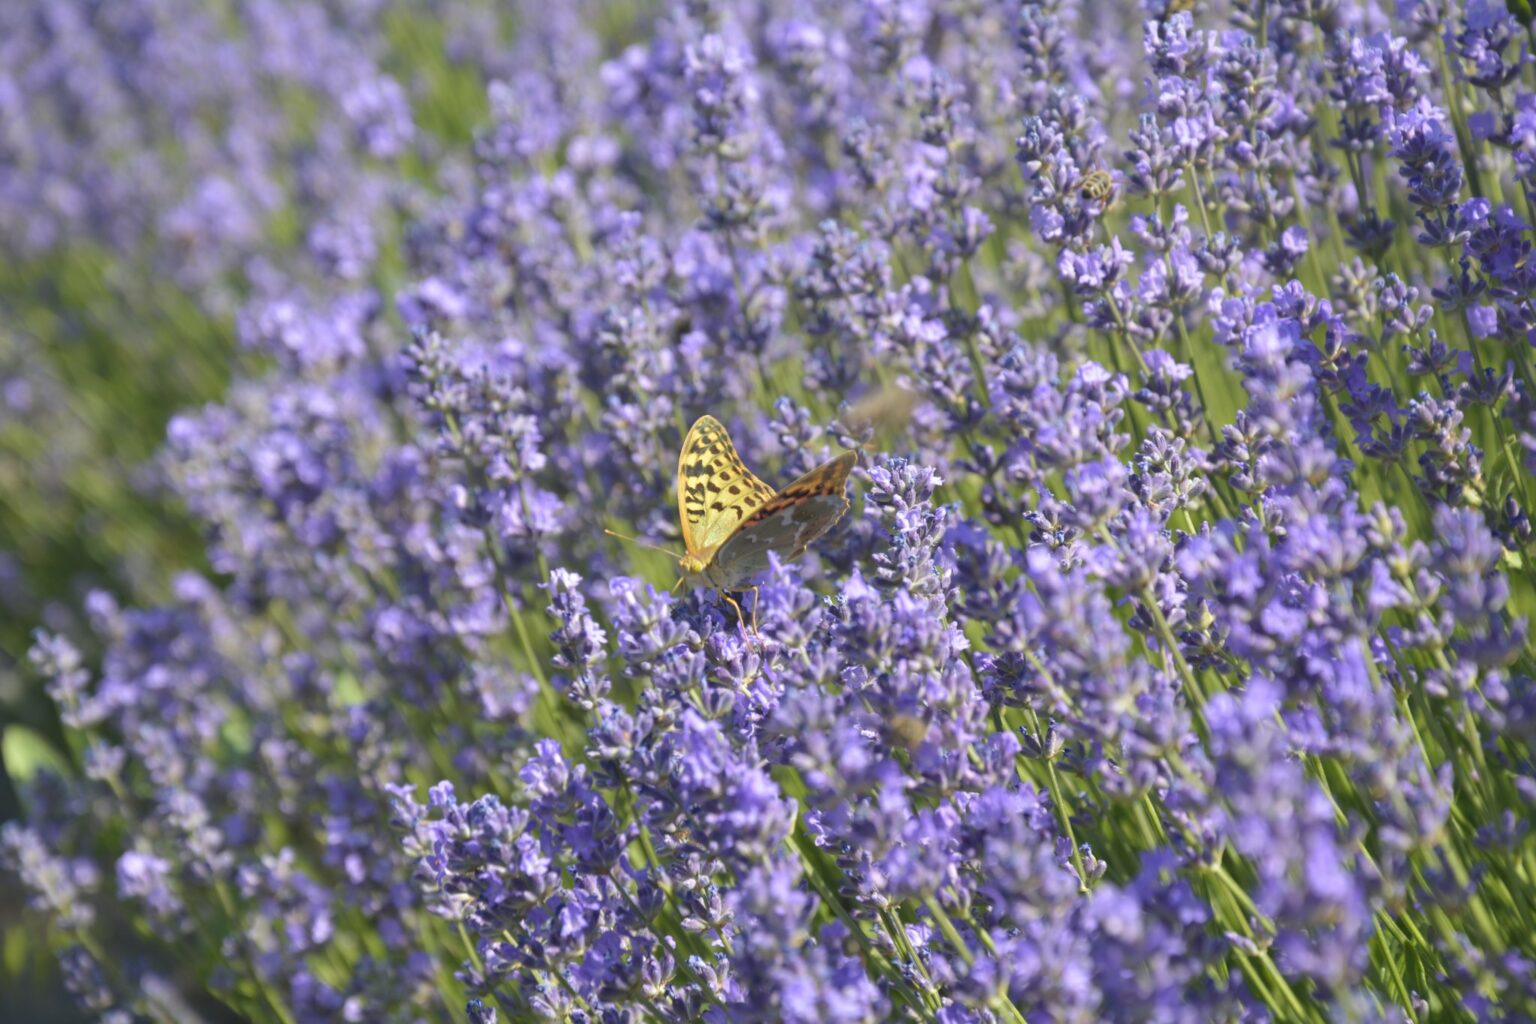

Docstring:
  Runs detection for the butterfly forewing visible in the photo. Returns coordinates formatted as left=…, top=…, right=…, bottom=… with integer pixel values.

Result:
left=676, top=415, right=776, bottom=558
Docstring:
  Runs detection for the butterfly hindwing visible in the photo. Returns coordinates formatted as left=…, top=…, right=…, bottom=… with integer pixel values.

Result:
left=676, top=415, right=776, bottom=558
left=741, top=450, right=857, bottom=529
left=708, top=450, right=856, bottom=589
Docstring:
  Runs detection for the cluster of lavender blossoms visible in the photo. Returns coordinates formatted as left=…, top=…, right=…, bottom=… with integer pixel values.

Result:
left=0, top=0, right=509, bottom=646
left=0, top=0, right=452, bottom=298
left=9, top=0, right=1536, bottom=1021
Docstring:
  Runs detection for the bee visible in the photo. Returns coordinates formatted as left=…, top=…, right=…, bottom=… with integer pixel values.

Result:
left=1077, top=169, right=1116, bottom=204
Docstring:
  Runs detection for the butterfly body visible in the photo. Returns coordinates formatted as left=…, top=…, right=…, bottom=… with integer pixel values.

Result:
left=676, top=415, right=856, bottom=594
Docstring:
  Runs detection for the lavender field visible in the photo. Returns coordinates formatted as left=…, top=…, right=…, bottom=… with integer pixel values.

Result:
left=4, top=0, right=1536, bottom=1021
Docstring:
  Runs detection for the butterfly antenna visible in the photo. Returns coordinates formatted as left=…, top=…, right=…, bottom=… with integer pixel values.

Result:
left=603, top=528, right=684, bottom=561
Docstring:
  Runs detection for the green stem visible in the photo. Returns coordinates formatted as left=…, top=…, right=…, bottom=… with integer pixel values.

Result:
left=921, top=895, right=1030, bottom=1024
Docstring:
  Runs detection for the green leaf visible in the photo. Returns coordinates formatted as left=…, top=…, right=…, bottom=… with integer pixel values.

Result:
left=1, top=725, right=71, bottom=783
left=333, top=671, right=366, bottom=707
left=219, top=708, right=253, bottom=756
left=3, top=924, right=25, bottom=978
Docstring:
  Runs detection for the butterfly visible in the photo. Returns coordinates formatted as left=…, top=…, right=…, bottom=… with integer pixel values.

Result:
left=609, top=414, right=857, bottom=631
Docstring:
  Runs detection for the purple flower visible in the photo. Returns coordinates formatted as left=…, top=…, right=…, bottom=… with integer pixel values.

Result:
left=9, top=2, right=1536, bottom=1022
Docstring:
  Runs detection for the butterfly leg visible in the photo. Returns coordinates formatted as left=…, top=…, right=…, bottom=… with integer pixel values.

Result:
left=720, top=590, right=749, bottom=636
left=749, top=585, right=760, bottom=637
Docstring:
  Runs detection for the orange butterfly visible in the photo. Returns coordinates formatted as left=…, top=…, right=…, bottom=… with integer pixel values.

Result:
left=610, top=414, right=856, bottom=631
